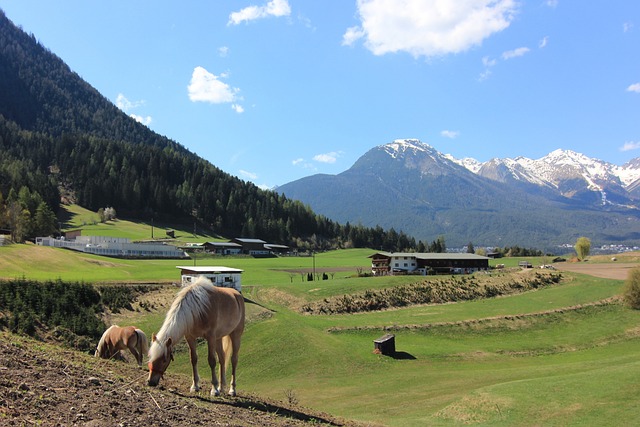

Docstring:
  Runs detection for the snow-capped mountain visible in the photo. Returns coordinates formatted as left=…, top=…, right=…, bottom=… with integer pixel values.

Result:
left=278, top=139, right=640, bottom=248
left=368, top=139, right=468, bottom=176
left=448, top=147, right=640, bottom=206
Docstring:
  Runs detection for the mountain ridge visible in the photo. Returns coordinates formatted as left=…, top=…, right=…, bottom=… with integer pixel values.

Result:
left=278, top=139, right=640, bottom=249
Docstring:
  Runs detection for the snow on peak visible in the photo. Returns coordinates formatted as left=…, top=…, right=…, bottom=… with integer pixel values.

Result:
left=444, top=154, right=483, bottom=173
left=379, top=140, right=640, bottom=191
left=382, top=139, right=433, bottom=159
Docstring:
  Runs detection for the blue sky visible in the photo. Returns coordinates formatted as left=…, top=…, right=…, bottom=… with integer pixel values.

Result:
left=1, top=1, right=639, bottom=189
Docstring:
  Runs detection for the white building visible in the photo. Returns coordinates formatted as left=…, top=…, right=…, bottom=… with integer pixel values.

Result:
left=176, top=266, right=243, bottom=292
left=36, top=235, right=188, bottom=258
left=370, top=252, right=490, bottom=275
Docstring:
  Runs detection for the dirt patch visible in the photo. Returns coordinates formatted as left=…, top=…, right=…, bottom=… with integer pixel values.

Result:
left=552, top=262, right=639, bottom=280
left=0, top=332, right=368, bottom=426
left=83, top=259, right=127, bottom=268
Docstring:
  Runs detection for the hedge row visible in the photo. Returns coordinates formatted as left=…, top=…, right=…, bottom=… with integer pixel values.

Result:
left=301, top=272, right=562, bottom=315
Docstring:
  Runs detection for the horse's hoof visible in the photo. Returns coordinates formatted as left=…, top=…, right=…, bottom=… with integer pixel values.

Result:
left=228, top=390, right=236, bottom=397
left=190, top=386, right=200, bottom=393
left=211, top=388, right=221, bottom=397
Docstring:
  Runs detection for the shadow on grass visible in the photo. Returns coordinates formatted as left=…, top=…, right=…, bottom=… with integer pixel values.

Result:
left=391, top=351, right=416, bottom=360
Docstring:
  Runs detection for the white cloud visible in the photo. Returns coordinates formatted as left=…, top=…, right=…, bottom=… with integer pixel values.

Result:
left=228, top=0, right=291, bottom=25
left=502, top=46, right=530, bottom=60
left=441, top=130, right=460, bottom=139
left=627, top=83, right=640, bottom=93
left=116, top=93, right=145, bottom=111
left=188, top=66, right=243, bottom=113
left=539, top=36, right=549, bottom=48
left=482, top=56, right=496, bottom=67
left=313, top=151, right=342, bottom=164
left=478, top=56, right=496, bottom=81
left=478, top=69, right=492, bottom=81
left=620, top=141, right=640, bottom=152
left=218, top=46, right=229, bottom=57
left=292, top=158, right=316, bottom=170
left=342, top=26, right=366, bottom=46
left=343, top=0, right=518, bottom=58
left=239, top=169, right=258, bottom=180
left=546, top=0, right=558, bottom=8
left=232, top=104, right=245, bottom=113
left=129, top=114, right=152, bottom=126
left=479, top=46, right=528, bottom=81
left=623, top=22, right=634, bottom=33
left=116, top=93, right=152, bottom=124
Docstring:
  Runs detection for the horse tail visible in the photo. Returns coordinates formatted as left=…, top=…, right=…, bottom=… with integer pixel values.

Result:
left=222, top=335, right=232, bottom=371
left=135, top=329, right=149, bottom=357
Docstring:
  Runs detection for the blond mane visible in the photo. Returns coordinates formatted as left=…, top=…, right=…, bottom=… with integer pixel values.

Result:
left=95, top=324, right=118, bottom=357
left=148, top=277, right=214, bottom=361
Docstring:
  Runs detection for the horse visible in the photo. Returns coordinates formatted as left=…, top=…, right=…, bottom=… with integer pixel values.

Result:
left=147, top=276, right=245, bottom=396
left=95, top=325, right=149, bottom=366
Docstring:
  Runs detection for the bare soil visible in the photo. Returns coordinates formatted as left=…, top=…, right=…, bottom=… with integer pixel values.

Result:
left=0, top=332, right=368, bottom=427
left=552, top=261, right=638, bottom=280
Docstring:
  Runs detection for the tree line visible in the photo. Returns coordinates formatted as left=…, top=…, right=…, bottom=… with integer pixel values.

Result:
left=0, top=115, right=428, bottom=250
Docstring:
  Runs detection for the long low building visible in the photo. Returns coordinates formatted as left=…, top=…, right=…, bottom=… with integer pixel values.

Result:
left=36, top=235, right=188, bottom=258
left=176, top=266, right=243, bottom=292
left=369, top=252, right=490, bottom=275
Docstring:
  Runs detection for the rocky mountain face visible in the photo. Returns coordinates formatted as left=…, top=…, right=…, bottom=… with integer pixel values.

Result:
left=278, top=139, right=640, bottom=249
left=454, top=148, right=640, bottom=207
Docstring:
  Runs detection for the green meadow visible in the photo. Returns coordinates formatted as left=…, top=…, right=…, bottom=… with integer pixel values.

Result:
left=1, top=208, right=639, bottom=426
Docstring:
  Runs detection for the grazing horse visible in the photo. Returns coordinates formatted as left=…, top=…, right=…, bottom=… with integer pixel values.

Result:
left=147, top=277, right=245, bottom=396
left=95, top=325, right=149, bottom=366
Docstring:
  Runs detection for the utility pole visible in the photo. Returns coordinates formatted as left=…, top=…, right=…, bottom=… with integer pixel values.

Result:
left=312, top=251, right=316, bottom=281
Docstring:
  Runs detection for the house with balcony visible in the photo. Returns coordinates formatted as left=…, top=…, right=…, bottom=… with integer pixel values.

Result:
left=369, top=252, right=490, bottom=275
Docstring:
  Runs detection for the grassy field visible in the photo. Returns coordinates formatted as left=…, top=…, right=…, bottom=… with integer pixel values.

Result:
left=59, top=204, right=220, bottom=243
left=125, top=273, right=636, bottom=427
left=2, top=207, right=640, bottom=425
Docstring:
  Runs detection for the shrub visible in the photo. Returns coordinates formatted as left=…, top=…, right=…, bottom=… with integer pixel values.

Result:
left=623, top=268, right=640, bottom=309
left=300, top=272, right=563, bottom=315
left=0, top=278, right=105, bottom=342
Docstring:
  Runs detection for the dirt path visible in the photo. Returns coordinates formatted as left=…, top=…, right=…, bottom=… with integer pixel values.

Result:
left=552, top=262, right=638, bottom=280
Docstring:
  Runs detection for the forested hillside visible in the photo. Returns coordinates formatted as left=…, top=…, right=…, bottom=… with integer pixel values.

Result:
left=0, top=10, right=417, bottom=250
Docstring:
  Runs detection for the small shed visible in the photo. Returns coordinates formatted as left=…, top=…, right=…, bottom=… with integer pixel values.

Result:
left=176, top=266, right=243, bottom=292
left=373, top=334, right=396, bottom=356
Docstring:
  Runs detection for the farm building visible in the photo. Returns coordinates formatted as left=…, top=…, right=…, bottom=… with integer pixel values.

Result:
left=176, top=266, right=243, bottom=292
left=202, top=241, right=243, bottom=255
left=264, top=243, right=289, bottom=255
left=229, top=238, right=290, bottom=256
left=182, top=239, right=289, bottom=257
left=230, top=238, right=270, bottom=256
left=36, top=235, right=188, bottom=259
left=369, top=252, right=490, bottom=275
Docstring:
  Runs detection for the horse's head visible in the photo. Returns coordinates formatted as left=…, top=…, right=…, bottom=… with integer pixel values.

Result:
left=147, top=334, right=174, bottom=387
